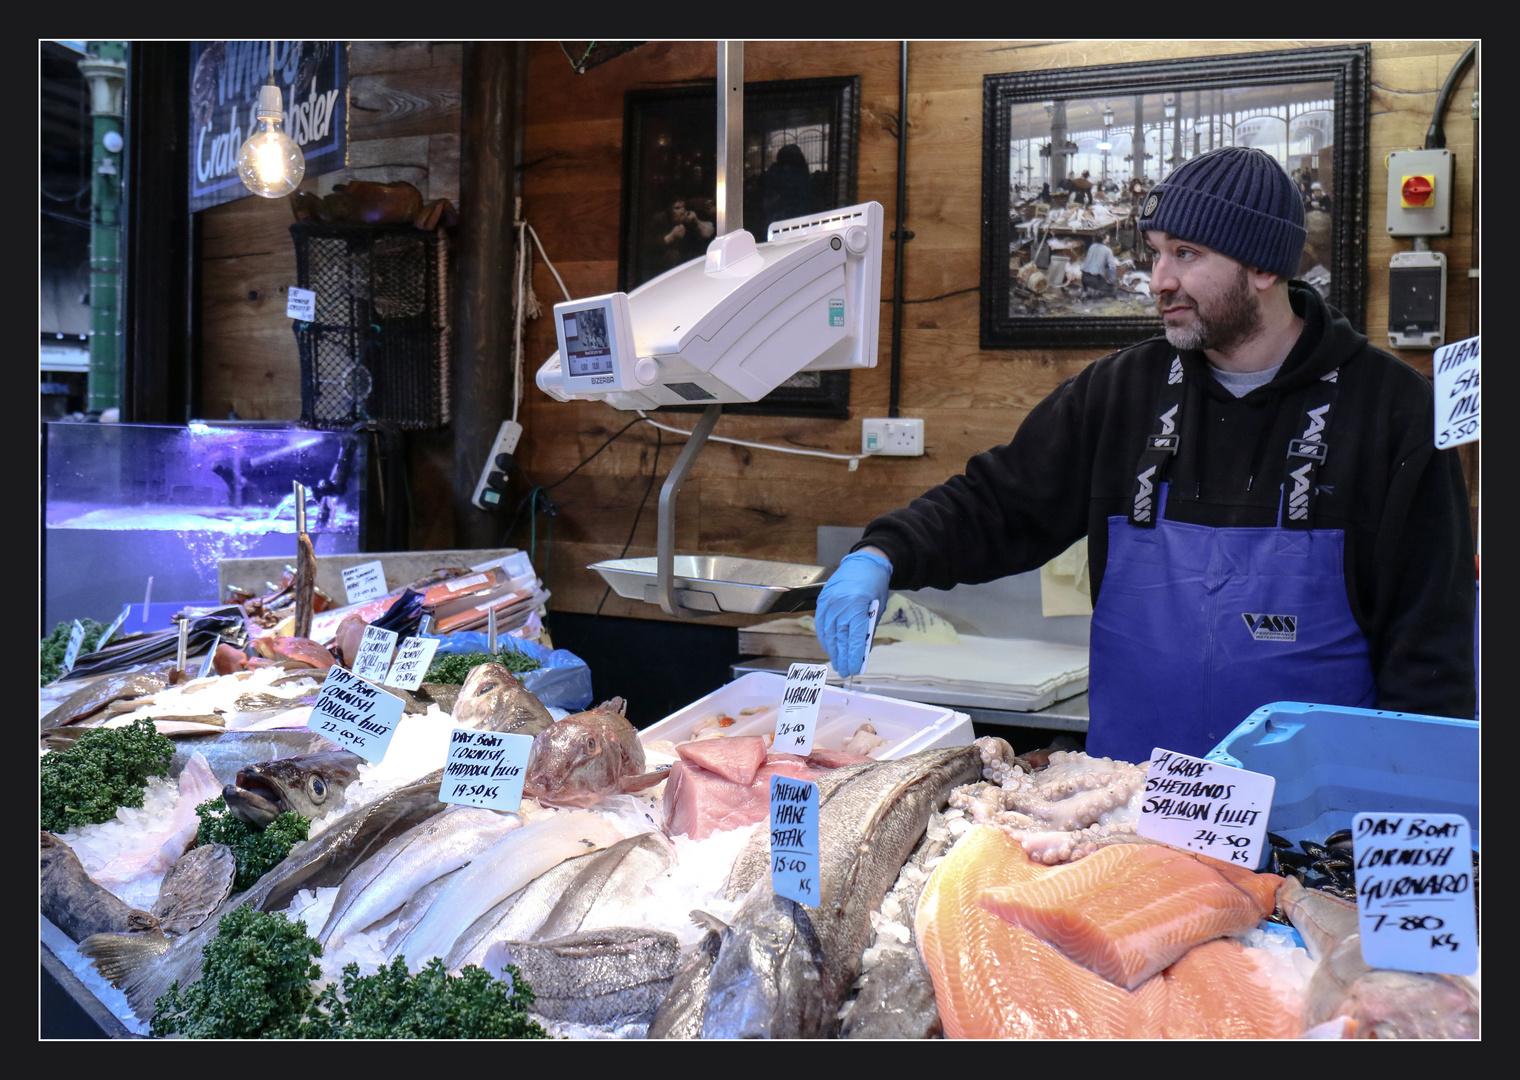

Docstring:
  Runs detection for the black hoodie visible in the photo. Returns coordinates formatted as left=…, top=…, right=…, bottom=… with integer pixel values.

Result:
left=859, top=284, right=1476, bottom=720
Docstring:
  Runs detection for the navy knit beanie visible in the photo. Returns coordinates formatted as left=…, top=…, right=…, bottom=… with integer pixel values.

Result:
left=1136, top=146, right=1306, bottom=280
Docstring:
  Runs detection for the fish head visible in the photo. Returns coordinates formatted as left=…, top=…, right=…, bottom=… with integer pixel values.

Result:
left=223, top=750, right=364, bottom=826
left=453, top=662, right=553, bottom=736
left=524, top=711, right=634, bottom=809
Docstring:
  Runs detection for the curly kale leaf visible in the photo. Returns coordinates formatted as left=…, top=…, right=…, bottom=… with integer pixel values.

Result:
left=150, top=905, right=322, bottom=1039
left=39, top=717, right=174, bottom=833
left=423, top=648, right=542, bottom=685
left=312, top=957, right=548, bottom=1040
left=194, top=799, right=311, bottom=891
left=40, top=618, right=108, bottom=686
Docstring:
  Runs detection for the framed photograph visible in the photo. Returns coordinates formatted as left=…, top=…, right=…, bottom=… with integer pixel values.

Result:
left=620, top=76, right=860, bottom=418
left=981, top=45, right=1370, bottom=350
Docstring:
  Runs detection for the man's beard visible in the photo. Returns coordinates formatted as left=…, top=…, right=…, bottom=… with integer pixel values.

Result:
left=1157, top=264, right=1261, bottom=353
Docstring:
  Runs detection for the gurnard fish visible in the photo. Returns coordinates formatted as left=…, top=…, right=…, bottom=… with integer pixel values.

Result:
left=1279, top=876, right=1480, bottom=1039
left=78, top=768, right=449, bottom=1021
left=221, top=749, right=365, bottom=827
left=523, top=698, right=669, bottom=809
left=451, top=662, right=554, bottom=737
left=700, top=744, right=982, bottom=1039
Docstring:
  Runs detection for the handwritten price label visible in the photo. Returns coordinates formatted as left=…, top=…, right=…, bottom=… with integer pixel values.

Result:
left=1353, top=812, right=1476, bottom=975
left=341, top=560, right=388, bottom=605
left=286, top=286, right=315, bottom=321
left=441, top=729, right=533, bottom=811
left=1432, top=335, right=1479, bottom=449
left=308, top=665, right=404, bottom=763
left=1138, top=748, right=1274, bottom=868
left=383, top=635, right=441, bottom=691
left=350, top=624, right=398, bottom=683
left=775, top=663, right=828, bottom=756
left=770, top=775, right=820, bottom=907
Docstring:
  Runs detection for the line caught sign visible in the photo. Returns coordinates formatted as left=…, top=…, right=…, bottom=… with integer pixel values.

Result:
left=189, top=41, right=348, bottom=213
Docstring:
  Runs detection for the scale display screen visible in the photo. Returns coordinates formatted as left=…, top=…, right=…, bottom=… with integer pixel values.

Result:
left=562, top=306, right=614, bottom=377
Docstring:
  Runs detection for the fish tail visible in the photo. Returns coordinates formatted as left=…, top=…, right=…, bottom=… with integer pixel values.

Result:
left=77, top=929, right=175, bottom=1020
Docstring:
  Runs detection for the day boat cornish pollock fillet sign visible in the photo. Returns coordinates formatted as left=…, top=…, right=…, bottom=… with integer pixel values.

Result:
left=189, top=40, right=348, bottom=213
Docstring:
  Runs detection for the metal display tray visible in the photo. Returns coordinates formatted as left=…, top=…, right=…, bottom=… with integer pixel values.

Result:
left=589, top=555, right=827, bottom=615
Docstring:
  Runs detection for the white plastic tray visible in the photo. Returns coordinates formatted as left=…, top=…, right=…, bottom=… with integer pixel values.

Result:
left=640, top=671, right=974, bottom=761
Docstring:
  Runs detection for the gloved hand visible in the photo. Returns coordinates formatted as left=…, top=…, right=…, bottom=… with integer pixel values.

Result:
left=814, top=549, right=893, bottom=677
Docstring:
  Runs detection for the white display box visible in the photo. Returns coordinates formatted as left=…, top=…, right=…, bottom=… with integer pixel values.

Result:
left=640, top=671, right=974, bottom=760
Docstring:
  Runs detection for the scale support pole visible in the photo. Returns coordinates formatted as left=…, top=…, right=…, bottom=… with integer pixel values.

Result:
left=656, top=402, right=723, bottom=616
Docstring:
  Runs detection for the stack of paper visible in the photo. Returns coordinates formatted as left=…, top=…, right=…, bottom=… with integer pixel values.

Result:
left=840, top=634, right=1089, bottom=711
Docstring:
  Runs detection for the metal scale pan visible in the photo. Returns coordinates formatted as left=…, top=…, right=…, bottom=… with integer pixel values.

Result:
left=589, top=554, right=827, bottom=616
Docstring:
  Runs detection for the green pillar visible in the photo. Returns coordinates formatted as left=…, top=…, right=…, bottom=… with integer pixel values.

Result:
left=78, top=42, right=128, bottom=416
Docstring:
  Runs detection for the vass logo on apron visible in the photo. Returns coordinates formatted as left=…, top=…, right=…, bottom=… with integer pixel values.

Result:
left=1241, top=612, right=1298, bottom=641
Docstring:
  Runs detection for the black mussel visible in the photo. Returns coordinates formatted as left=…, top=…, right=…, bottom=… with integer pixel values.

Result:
left=1298, top=838, right=1330, bottom=861
left=1325, top=827, right=1354, bottom=850
left=1301, top=866, right=1336, bottom=892
left=1270, top=847, right=1312, bottom=875
left=1266, top=832, right=1293, bottom=849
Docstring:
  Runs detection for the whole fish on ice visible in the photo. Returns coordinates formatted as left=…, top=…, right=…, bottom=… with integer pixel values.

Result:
left=452, top=662, right=555, bottom=737
left=524, top=698, right=668, bottom=809
left=221, top=749, right=365, bottom=826
left=1280, top=876, right=1479, bottom=1039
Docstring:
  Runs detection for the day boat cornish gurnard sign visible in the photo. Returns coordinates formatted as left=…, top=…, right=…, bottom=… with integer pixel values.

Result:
left=189, top=41, right=348, bottom=213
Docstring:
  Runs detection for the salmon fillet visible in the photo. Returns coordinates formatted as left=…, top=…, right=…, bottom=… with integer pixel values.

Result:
left=976, top=842, right=1276, bottom=990
left=915, top=826, right=1162, bottom=1039
left=1158, top=938, right=1305, bottom=1039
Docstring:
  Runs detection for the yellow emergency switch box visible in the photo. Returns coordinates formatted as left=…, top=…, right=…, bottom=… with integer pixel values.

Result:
left=1386, top=149, right=1453, bottom=236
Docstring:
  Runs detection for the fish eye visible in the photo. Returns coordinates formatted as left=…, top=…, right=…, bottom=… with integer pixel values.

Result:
left=586, top=737, right=597, bottom=752
left=310, top=777, right=326, bottom=798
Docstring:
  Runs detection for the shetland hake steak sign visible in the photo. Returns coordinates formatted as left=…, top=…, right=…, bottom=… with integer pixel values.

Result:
left=189, top=41, right=348, bottom=213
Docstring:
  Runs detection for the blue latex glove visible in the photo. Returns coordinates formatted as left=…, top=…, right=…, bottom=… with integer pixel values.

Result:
left=814, top=549, right=893, bottom=677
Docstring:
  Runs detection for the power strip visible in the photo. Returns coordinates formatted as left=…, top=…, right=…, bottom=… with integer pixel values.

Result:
left=471, top=420, right=524, bottom=510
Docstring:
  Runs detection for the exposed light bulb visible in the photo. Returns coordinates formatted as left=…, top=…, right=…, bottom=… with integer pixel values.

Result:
left=237, top=84, right=305, bottom=197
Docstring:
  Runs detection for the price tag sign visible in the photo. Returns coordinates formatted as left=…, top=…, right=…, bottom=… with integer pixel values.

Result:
left=441, top=729, right=533, bottom=811
left=1432, top=335, right=1479, bottom=449
left=61, top=620, right=86, bottom=675
left=858, top=598, right=881, bottom=674
left=1137, top=748, right=1275, bottom=869
left=94, top=604, right=130, bottom=651
left=308, top=665, right=404, bottom=763
left=770, top=775, right=820, bottom=906
left=775, top=662, right=828, bottom=756
left=286, top=286, right=316, bottom=321
left=384, top=635, right=442, bottom=691
left=350, top=625, right=398, bottom=683
left=1353, top=812, right=1477, bottom=975
left=341, top=560, right=388, bottom=605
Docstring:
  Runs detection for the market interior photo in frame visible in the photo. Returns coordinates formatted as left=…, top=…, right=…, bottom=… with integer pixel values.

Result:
left=619, top=76, right=860, bottom=418
left=980, top=45, right=1370, bottom=350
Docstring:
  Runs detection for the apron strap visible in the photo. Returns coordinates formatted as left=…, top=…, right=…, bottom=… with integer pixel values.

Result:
left=1129, top=355, right=1187, bottom=527
left=1282, top=367, right=1340, bottom=529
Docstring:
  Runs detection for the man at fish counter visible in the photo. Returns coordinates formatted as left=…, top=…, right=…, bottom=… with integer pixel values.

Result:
left=816, top=146, right=1476, bottom=766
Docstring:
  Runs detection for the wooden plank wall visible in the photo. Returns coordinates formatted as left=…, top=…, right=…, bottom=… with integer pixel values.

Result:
left=196, top=40, right=1480, bottom=623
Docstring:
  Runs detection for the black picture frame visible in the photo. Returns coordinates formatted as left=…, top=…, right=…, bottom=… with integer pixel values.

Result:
left=980, top=45, right=1370, bottom=350
left=620, top=76, right=860, bottom=418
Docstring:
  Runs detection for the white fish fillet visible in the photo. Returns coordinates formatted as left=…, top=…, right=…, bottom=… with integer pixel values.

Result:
left=390, top=811, right=627, bottom=968
left=89, top=752, right=224, bottom=890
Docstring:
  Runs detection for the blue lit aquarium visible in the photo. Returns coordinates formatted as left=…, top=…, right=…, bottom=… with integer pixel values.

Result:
left=43, top=421, right=366, bottom=630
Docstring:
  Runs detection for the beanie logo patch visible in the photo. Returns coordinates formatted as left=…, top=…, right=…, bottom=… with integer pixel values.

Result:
left=1142, top=192, right=1160, bottom=218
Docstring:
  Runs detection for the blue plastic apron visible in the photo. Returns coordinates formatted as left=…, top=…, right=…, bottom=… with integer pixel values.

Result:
left=1085, top=363, right=1376, bottom=765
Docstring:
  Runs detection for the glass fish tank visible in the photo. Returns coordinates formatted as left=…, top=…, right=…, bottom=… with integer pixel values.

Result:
left=42, top=420, right=366, bottom=630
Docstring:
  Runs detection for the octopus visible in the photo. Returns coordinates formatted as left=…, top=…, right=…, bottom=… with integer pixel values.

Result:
left=947, top=738, right=1149, bottom=865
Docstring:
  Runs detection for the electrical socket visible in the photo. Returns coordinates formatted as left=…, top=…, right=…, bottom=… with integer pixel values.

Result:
left=862, top=417, right=924, bottom=456
left=471, top=420, right=524, bottom=510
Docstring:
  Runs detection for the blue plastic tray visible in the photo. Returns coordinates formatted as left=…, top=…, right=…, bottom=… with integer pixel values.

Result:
left=1205, top=701, right=1479, bottom=852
